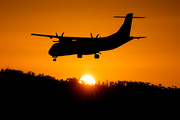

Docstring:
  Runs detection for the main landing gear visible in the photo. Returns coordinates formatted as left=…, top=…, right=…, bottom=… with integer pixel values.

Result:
left=77, top=54, right=82, bottom=58
left=77, top=53, right=100, bottom=59
left=94, top=53, right=99, bottom=59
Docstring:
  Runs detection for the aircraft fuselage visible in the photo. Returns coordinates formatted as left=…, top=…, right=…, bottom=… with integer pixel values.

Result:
left=48, top=36, right=133, bottom=57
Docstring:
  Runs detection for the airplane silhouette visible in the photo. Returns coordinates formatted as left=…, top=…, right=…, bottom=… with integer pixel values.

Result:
left=31, top=13, right=146, bottom=61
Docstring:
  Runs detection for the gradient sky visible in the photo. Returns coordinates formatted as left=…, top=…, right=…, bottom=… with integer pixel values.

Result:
left=0, top=0, right=180, bottom=87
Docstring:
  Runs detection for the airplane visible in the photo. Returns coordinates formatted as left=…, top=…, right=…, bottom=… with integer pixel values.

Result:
left=31, top=13, right=146, bottom=61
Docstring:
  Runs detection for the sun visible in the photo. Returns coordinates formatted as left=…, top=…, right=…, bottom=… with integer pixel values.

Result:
left=79, top=75, right=96, bottom=85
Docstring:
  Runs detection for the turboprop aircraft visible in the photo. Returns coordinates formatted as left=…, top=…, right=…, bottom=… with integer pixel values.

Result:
left=31, top=13, right=146, bottom=61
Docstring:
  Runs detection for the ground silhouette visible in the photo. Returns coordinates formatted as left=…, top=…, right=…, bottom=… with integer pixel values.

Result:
left=1, top=68, right=179, bottom=118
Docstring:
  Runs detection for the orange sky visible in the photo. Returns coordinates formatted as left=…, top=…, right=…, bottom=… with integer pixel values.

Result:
left=0, top=0, right=180, bottom=87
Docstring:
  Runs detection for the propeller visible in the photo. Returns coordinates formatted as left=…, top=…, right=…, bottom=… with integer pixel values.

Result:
left=60, top=32, right=64, bottom=37
left=90, top=33, right=99, bottom=38
left=53, top=32, right=64, bottom=42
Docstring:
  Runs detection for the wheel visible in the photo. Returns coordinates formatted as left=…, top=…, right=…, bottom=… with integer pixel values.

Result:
left=77, top=54, right=82, bottom=58
left=94, top=54, right=99, bottom=59
left=53, top=58, right=56, bottom=61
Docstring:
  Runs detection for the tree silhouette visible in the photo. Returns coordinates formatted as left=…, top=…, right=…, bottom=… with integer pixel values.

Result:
left=0, top=68, right=179, bottom=118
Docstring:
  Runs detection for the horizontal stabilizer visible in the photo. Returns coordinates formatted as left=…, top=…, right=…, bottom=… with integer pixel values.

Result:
left=114, top=16, right=145, bottom=18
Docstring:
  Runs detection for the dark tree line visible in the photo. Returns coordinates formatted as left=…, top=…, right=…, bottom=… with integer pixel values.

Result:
left=1, top=68, right=180, bottom=118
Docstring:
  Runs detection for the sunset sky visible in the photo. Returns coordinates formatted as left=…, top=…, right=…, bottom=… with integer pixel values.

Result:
left=0, top=0, right=180, bottom=87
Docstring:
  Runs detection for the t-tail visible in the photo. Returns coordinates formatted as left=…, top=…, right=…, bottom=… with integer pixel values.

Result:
left=111, top=13, right=145, bottom=38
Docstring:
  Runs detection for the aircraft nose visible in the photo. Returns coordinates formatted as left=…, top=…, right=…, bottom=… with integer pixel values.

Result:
left=48, top=47, right=53, bottom=55
left=48, top=43, right=59, bottom=56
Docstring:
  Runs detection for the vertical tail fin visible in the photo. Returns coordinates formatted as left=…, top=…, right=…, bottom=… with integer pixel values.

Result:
left=114, top=13, right=133, bottom=37
left=113, top=13, right=145, bottom=37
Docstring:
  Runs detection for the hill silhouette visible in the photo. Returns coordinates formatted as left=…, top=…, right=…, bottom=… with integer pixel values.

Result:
left=1, top=68, right=179, bottom=118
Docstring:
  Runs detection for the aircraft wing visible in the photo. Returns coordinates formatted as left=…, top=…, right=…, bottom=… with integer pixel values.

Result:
left=31, top=33, right=57, bottom=38
left=31, top=33, right=91, bottom=40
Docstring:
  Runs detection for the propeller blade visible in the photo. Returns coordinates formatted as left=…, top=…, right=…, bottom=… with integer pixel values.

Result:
left=61, top=32, right=64, bottom=37
left=90, top=33, right=93, bottom=38
left=96, top=34, right=99, bottom=38
left=56, top=32, right=58, bottom=36
left=53, top=41, right=59, bottom=42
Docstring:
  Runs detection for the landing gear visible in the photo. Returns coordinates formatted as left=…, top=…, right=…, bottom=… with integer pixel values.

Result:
left=52, top=56, right=57, bottom=61
left=77, top=54, right=82, bottom=58
left=53, top=58, right=56, bottom=61
left=94, top=53, right=99, bottom=59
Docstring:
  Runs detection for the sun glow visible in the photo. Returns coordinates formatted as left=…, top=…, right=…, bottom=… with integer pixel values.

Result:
left=79, top=75, right=96, bottom=85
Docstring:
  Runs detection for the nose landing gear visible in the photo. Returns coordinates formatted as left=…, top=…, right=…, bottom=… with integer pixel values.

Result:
left=52, top=56, right=57, bottom=61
